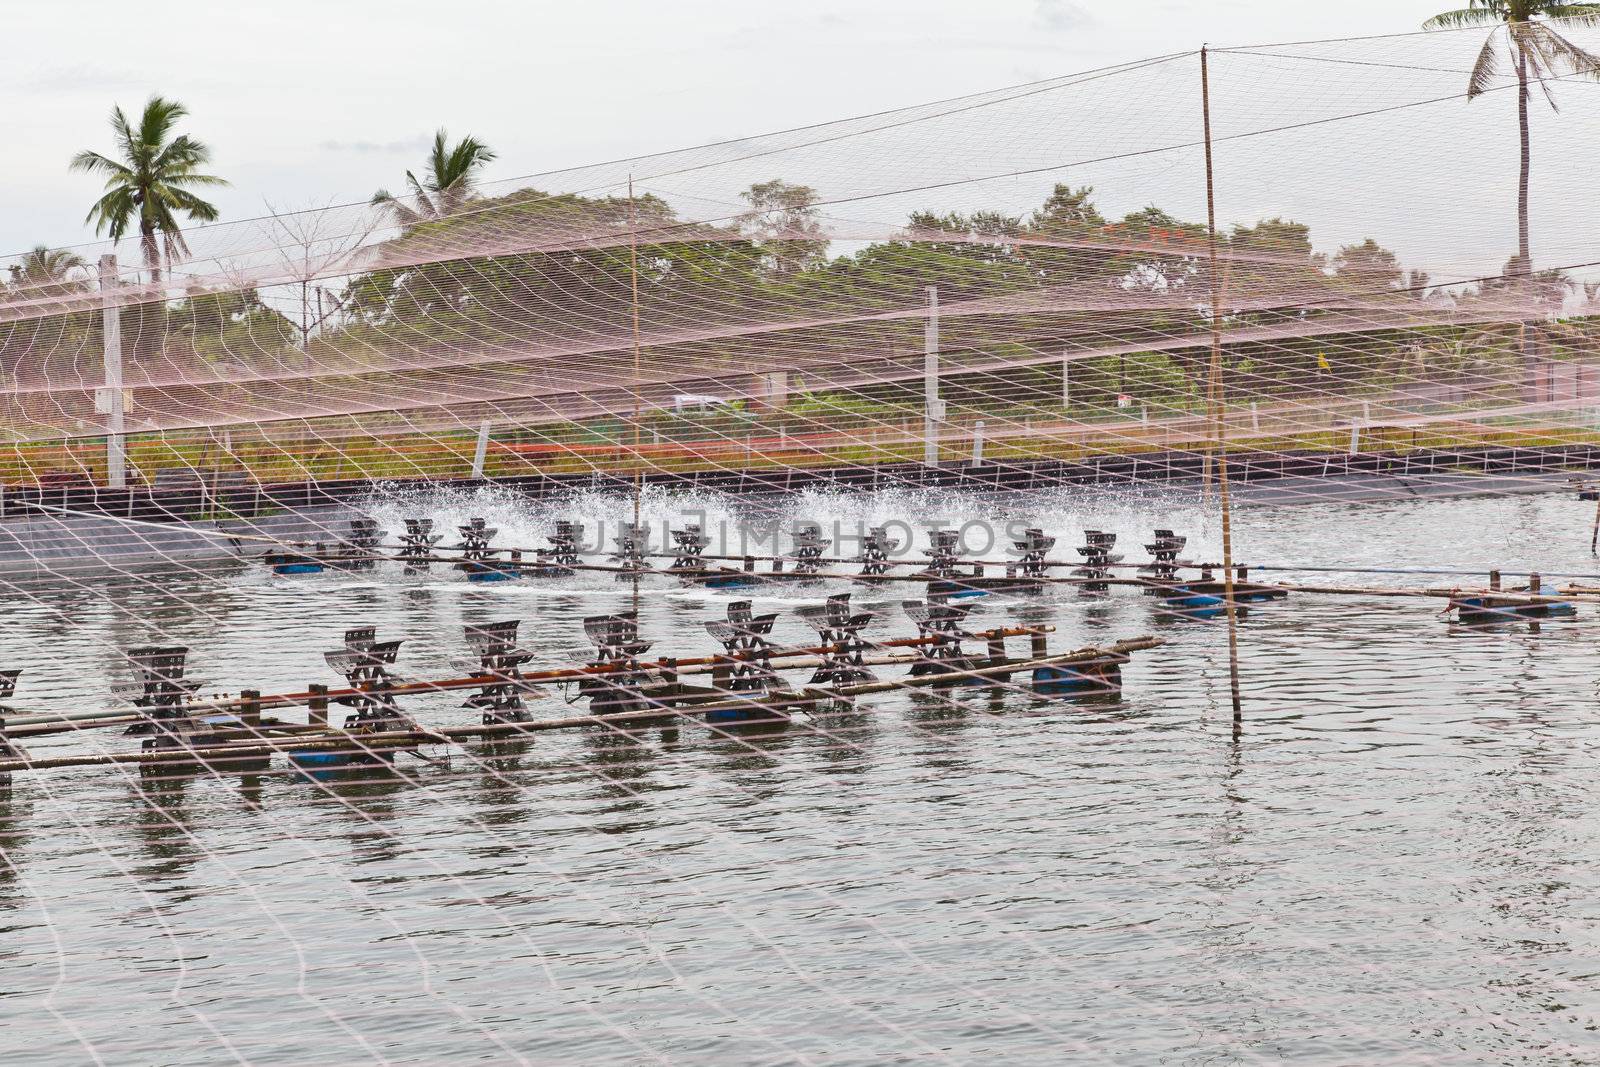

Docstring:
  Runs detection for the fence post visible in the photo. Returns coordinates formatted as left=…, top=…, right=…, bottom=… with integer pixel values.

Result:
left=924, top=286, right=942, bottom=467
left=240, top=689, right=261, bottom=730
left=970, top=421, right=985, bottom=467
left=471, top=420, right=491, bottom=478
left=98, top=255, right=127, bottom=490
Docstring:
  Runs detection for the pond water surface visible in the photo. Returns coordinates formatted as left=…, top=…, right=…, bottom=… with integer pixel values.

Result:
left=2, top=483, right=1599, bottom=1065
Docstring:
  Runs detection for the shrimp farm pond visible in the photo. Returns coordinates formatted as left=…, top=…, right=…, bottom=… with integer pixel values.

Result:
left=3, top=481, right=1600, bottom=1064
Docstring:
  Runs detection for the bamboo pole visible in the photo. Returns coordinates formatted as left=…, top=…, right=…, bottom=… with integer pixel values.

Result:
left=1201, top=44, right=1245, bottom=725
left=628, top=175, right=645, bottom=621
left=0, top=625, right=1058, bottom=729
left=11, top=566, right=1588, bottom=738
left=0, top=640, right=1161, bottom=776
left=259, top=547, right=1271, bottom=592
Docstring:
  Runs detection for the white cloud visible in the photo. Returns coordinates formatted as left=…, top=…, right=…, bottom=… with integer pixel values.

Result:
left=6, top=66, right=149, bottom=95
left=1034, top=0, right=1091, bottom=32
left=318, top=135, right=435, bottom=155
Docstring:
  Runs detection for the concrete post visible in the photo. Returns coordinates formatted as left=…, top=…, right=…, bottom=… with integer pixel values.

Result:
left=1061, top=352, right=1071, bottom=408
left=970, top=420, right=985, bottom=467
left=471, top=419, right=491, bottom=478
left=924, top=286, right=942, bottom=467
left=98, top=255, right=126, bottom=489
left=753, top=371, right=789, bottom=410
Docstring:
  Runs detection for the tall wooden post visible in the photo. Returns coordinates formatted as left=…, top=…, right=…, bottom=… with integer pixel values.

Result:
left=1201, top=46, right=1244, bottom=725
left=924, top=286, right=942, bottom=467
left=240, top=689, right=262, bottom=730
left=628, top=177, right=645, bottom=616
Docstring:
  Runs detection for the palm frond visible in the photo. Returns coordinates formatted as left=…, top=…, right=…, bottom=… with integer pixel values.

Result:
left=14, top=246, right=88, bottom=286
left=68, top=150, right=131, bottom=180
left=162, top=170, right=230, bottom=189
left=404, top=171, right=439, bottom=219
left=1467, top=30, right=1504, bottom=95
left=136, top=96, right=189, bottom=155
left=1423, top=7, right=1500, bottom=29
left=427, top=129, right=451, bottom=189
left=159, top=186, right=221, bottom=223
left=160, top=227, right=192, bottom=263
left=1510, top=25, right=1559, bottom=106
left=1511, top=21, right=1600, bottom=109
left=375, top=130, right=493, bottom=227
left=83, top=187, right=137, bottom=238
left=152, top=134, right=214, bottom=172
left=1540, top=4, right=1600, bottom=28
left=108, top=105, right=138, bottom=163
left=379, top=198, right=424, bottom=229
left=443, top=136, right=496, bottom=185
left=72, top=94, right=223, bottom=266
left=1529, top=21, right=1600, bottom=77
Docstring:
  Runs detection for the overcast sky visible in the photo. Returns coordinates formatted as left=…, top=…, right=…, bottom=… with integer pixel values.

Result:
left=4, top=0, right=1471, bottom=259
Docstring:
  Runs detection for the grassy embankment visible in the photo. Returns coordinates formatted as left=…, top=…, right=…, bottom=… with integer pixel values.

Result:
left=4, top=419, right=1597, bottom=487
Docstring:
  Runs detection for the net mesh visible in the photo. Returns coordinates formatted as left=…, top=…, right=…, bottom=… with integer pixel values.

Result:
left=6, top=18, right=1600, bottom=1064
left=3, top=25, right=1599, bottom=478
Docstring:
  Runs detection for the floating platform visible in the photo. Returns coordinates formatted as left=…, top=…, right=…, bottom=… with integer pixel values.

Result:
left=287, top=748, right=399, bottom=768
left=262, top=550, right=326, bottom=576
left=0, top=599, right=1162, bottom=780
left=1031, top=654, right=1124, bottom=694
left=1449, top=594, right=1577, bottom=622
left=462, top=561, right=521, bottom=583
left=692, top=567, right=766, bottom=590
left=926, top=575, right=1045, bottom=598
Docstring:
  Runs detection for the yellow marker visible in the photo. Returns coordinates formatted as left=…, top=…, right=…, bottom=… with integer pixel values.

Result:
left=1316, top=351, right=1331, bottom=372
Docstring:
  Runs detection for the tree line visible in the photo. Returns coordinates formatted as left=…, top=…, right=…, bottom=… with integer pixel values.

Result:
left=5, top=1, right=1600, bottom=431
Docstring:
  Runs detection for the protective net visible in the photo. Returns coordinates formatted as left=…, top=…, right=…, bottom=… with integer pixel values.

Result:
left=4, top=28, right=1598, bottom=475
left=5, top=18, right=1600, bottom=1064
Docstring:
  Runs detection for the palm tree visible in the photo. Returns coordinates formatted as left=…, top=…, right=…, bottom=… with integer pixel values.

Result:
left=7, top=246, right=89, bottom=296
left=372, top=129, right=497, bottom=226
left=70, top=95, right=228, bottom=282
left=1423, top=3, right=1600, bottom=285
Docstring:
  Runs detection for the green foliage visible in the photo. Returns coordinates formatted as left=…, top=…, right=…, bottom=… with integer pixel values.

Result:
left=7, top=247, right=90, bottom=295
left=28, top=129, right=1598, bottom=455
left=372, top=128, right=498, bottom=226
left=70, top=95, right=227, bottom=279
left=1332, top=238, right=1403, bottom=292
left=739, top=179, right=827, bottom=275
left=169, top=286, right=296, bottom=361
left=1423, top=3, right=1600, bottom=99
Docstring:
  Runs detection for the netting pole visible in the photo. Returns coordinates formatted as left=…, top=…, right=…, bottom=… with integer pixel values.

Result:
left=1201, top=45, right=1243, bottom=727
left=924, top=285, right=941, bottom=467
left=97, top=254, right=126, bottom=490
left=628, top=176, right=644, bottom=608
